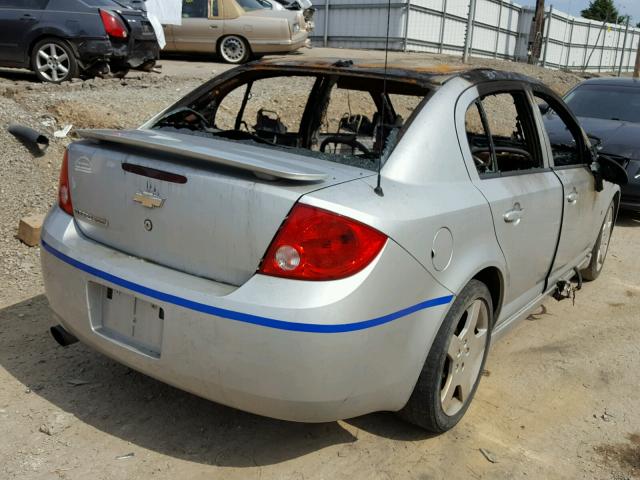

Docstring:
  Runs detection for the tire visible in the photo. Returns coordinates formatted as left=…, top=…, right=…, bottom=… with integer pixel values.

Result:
left=31, top=38, right=78, bottom=83
left=581, top=200, right=615, bottom=282
left=398, top=280, right=493, bottom=433
left=217, top=35, right=250, bottom=64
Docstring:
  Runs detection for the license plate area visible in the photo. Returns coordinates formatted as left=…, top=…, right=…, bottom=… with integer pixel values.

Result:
left=88, top=282, right=164, bottom=358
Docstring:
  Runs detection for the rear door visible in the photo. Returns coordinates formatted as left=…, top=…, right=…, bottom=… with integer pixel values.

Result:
left=460, top=84, right=564, bottom=322
left=533, top=89, right=599, bottom=282
left=172, top=0, right=223, bottom=52
left=0, top=0, right=47, bottom=65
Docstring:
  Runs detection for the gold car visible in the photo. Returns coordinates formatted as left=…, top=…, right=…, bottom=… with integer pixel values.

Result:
left=163, top=0, right=312, bottom=64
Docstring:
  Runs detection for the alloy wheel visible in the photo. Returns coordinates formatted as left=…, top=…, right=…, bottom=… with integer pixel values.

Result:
left=35, top=43, right=71, bottom=82
left=440, top=299, right=489, bottom=416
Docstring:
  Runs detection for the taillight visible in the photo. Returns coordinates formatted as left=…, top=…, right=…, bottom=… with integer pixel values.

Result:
left=259, top=204, right=387, bottom=281
left=58, top=149, right=73, bottom=216
left=100, top=9, right=128, bottom=39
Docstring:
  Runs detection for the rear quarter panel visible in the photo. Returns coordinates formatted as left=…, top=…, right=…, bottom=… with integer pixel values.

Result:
left=303, top=78, right=507, bottom=318
left=26, top=0, right=107, bottom=59
left=224, top=13, right=290, bottom=44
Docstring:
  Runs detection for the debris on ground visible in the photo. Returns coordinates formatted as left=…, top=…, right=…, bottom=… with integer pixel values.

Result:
left=115, top=453, right=135, bottom=460
left=7, top=124, right=49, bottom=155
left=479, top=448, right=498, bottom=464
left=53, top=124, right=73, bottom=139
left=66, top=379, right=90, bottom=387
left=38, top=412, right=73, bottom=436
left=17, top=214, right=45, bottom=247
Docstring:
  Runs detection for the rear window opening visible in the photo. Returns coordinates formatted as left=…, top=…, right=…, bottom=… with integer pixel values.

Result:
left=150, top=72, right=429, bottom=171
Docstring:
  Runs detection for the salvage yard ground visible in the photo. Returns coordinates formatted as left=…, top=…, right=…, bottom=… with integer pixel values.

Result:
left=0, top=48, right=639, bottom=480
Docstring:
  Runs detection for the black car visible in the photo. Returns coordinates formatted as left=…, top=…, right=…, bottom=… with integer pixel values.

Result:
left=544, top=77, right=640, bottom=211
left=0, top=0, right=158, bottom=83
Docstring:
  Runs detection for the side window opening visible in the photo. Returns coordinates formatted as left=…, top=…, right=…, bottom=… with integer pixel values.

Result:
left=465, top=100, right=496, bottom=175
left=182, top=0, right=208, bottom=18
left=466, top=91, right=543, bottom=176
left=535, top=94, right=584, bottom=167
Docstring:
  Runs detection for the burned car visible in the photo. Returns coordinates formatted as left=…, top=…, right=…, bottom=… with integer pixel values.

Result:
left=163, top=0, right=312, bottom=64
left=41, top=60, right=626, bottom=432
left=0, top=0, right=158, bottom=83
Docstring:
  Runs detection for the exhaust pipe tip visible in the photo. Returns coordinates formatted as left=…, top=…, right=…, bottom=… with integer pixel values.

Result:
left=50, top=325, right=78, bottom=347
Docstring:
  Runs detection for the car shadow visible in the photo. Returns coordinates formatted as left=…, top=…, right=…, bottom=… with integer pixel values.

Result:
left=159, top=52, right=218, bottom=63
left=0, top=295, right=432, bottom=467
left=616, top=209, right=640, bottom=227
left=0, top=67, right=38, bottom=83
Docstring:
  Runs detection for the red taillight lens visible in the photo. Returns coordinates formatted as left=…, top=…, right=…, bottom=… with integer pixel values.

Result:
left=100, top=9, right=128, bottom=39
left=58, top=149, right=73, bottom=216
left=259, top=204, right=387, bottom=281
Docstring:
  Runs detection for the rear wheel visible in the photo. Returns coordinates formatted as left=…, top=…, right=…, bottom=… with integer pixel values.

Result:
left=31, top=38, right=78, bottom=83
left=398, top=280, right=492, bottom=433
left=581, top=200, right=615, bottom=281
left=217, top=35, right=250, bottom=64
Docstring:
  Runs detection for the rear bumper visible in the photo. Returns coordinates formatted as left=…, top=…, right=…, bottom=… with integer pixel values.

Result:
left=69, top=36, right=158, bottom=71
left=41, top=207, right=454, bottom=422
left=70, top=38, right=113, bottom=70
left=110, top=38, right=159, bottom=69
left=251, top=33, right=310, bottom=54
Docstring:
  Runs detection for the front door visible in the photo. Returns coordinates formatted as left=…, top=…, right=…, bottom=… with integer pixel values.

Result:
left=0, top=0, right=46, bottom=65
left=533, top=90, right=600, bottom=283
left=461, top=86, right=564, bottom=322
left=172, top=0, right=223, bottom=52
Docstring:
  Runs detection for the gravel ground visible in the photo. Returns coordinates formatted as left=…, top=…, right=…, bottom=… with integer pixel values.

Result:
left=0, top=49, right=639, bottom=480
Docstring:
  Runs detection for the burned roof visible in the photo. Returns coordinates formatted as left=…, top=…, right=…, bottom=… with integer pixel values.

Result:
left=246, top=57, right=543, bottom=88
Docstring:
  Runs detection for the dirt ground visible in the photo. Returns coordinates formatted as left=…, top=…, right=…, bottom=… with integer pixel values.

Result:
left=0, top=48, right=639, bottom=480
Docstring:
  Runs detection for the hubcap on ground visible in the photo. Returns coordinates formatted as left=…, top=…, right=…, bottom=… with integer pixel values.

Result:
left=36, top=43, right=70, bottom=82
left=440, top=299, right=489, bottom=416
left=222, top=37, right=245, bottom=62
left=596, top=205, right=614, bottom=272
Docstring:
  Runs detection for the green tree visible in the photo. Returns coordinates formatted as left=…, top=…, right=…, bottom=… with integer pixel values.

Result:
left=581, top=0, right=621, bottom=23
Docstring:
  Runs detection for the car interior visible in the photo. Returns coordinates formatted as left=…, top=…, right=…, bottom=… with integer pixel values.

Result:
left=151, top=72, right=428, bottom=171
left=466, top=91, right=543, bottom=175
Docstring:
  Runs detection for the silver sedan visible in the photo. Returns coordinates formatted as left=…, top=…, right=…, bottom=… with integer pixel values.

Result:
left=40, top=59, right=626, bottom=432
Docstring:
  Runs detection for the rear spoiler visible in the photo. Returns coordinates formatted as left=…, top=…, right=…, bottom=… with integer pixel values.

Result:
left=77, top=129, right=329, bottom=182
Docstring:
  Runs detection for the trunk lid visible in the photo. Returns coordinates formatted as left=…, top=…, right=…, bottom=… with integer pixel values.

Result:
left=67, top=129, right=372, bottom=286
left=117, top=9, right=156, bottom=41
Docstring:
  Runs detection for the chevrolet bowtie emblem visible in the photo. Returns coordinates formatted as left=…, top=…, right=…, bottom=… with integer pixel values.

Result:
left=133, top=191, right=165, bottom=209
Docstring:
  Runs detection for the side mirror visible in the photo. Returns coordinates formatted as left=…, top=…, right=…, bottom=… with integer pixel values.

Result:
left=587, top=133, right=602, bottom=149
left=590, top=154, right=629, bottom=192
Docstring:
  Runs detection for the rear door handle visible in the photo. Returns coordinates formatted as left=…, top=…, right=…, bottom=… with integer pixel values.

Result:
left=210, top=25, right=219, bottom=28
left=20, top=14, right=35, bottom=21
left=503, top=203, right=524, bottom=224
left=566, top=191, right=578, bottom=204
